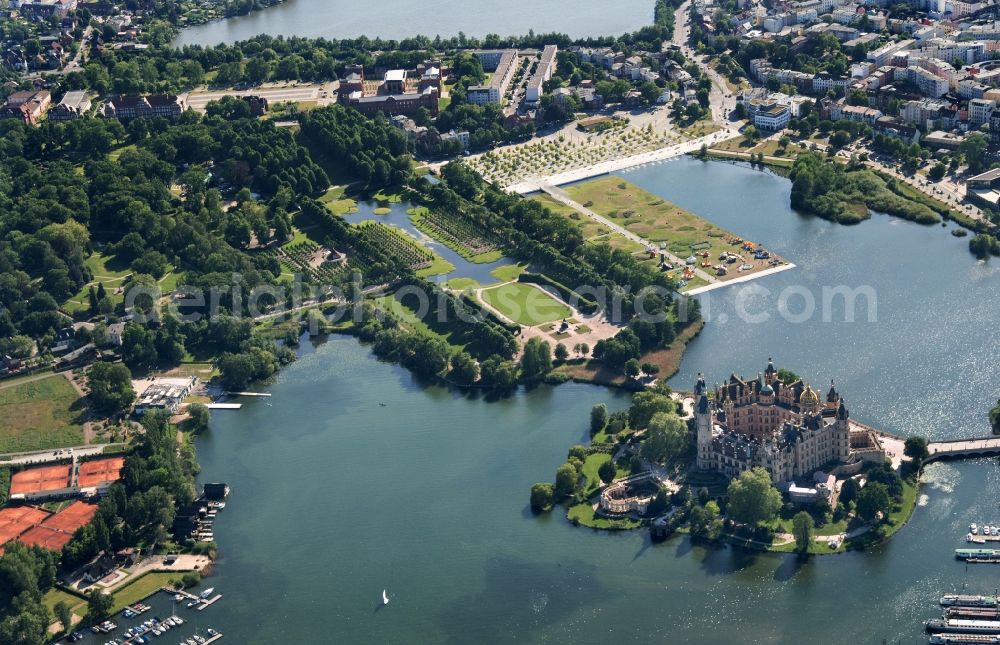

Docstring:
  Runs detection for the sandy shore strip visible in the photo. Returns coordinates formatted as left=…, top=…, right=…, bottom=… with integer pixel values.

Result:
left=683, top=263, right=797, bottom=296
left=507, top=129, right=735, bottom=195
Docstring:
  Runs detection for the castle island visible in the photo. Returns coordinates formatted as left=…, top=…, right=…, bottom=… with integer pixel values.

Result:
left=694, top=358, right=887, bottom=487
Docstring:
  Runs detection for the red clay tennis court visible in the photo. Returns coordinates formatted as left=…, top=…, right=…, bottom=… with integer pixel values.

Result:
left=9, top=464, right=72, bottom=495
left=41, top=501, right=97, bottom=534
left=18, top=524, right=74, bottom=551
left=77, top=456, right=125, bottom=488
left=0, top=506, right=51, bottom=545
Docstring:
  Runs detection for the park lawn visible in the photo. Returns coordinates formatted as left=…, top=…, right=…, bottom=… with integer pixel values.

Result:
left=43, top=587, right=87, bottom=614
left=63, top=251, right=132, bottom=312
left=469, top=250, right=504, bottom=264
left=371, top=188, right=404, bottom=203
left=111, top=573, right=181, bottom=613
left=0, top=375, right=85, bottom=453
left=281, top=228, right=313, bottom=248
left=108, top=144, right=137, bottom=162
left=581, top=453, right=611, bottom=494
left=565, top=176, right=751, bottom=260
left=317, top=186, right=358, bottom=216
left=489, top=263, right=528, bottom=283
left=710, top=135, right=751, bottom=153
left=444, top=277, right=481, bottom=291
left=567, top=502, right=642, bottom=530
left=157, top=270, right=180, bottom=293
left=479, top=282, right=571, bottom=326
left=531, top=193, right=643, bottom=253
left=414, top=255, right=455, bottom=278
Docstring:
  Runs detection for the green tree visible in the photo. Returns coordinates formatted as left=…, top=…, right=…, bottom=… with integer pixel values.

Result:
left=839, top=477, right=860, bottom=505
left=87, top=362, right=135, bottom=416
left=554, top=462, right=578, bottom=498
left=690, top=500, right=721, bottom=538
left=857, top=482, right=891, bottom=523
left=598, top=459, right=617, bottom=483
left=520, top=337, right=552, bottom=380
left=186, top=403, right=210, bottom=433
left=624, top=358, right=641, bottom=379
left=726, top=467, right=782, bottom=526
left=792, top=511, right=814, bottom=553
left=54, top=600, right=73, bottom=634
left=554, top=342, right=569, bottom=362
left=640, top=411, right=689, bottom=464
left=530, top=483, right=555, bottom=512
left=628, top=391, right=674, bottom=429
left=904, top=436, right=929, bottom=465
left=449, top=351, right=479, bottom=384
left=641, top=363, right=661, bottom=378
left=590, top=403, right=608, bottom=435
left=86, top=589, right=113, bottom=623
left=959, top=133, right=989, bottom=173
left=928, top=163, right=946, bottom=181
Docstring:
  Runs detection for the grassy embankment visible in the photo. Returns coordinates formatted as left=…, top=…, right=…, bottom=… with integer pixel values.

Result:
left=552, top=176, right=785, bottom=292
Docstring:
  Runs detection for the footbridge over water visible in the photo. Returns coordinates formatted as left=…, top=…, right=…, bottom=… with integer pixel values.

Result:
left=926, top=437, right=1000, bottom=463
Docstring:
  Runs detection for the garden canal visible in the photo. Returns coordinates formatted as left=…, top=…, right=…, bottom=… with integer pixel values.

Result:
left=191, top=158, right=1000, bottom=643
left=342, top=198, right=516, bottom=286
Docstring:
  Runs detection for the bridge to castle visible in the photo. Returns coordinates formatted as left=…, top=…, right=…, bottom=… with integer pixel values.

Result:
left=925, top=437, right=1000, bottom=463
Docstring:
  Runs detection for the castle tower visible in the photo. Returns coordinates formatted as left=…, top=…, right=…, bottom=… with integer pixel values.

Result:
left=826, top=379, right=840, bottom=410
left=694, top=373, right=713, bottom=470
left=765, top=357, right=777, bottom=383
left=834, top=397, right=851, bottom=460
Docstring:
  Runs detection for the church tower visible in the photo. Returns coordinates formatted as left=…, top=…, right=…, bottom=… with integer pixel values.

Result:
left=694, top=373, right=713, bottom=470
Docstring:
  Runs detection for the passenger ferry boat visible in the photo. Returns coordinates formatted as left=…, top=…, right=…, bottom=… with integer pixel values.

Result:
left=930, top=634, right=1000, bottom=644
left=941, top=595, right=1000, bottom=608
left=955, top=549, right=1000, bottom=563
left=926, top=619, right=1000, bottom=635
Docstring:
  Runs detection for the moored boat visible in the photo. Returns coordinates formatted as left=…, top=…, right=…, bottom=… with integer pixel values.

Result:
left=926, top=619, right=1000, bottom=635
left=942, top=595, right=1000, bottom=608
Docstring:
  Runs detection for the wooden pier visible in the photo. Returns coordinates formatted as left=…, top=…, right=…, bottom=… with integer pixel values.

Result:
left=227, top=391, right=271, bottom=397
left=160, top=586, right=198, bottom=600
left=204, top=632, right=224, bottom=644
left=927, top=437, right=1000, bottom=463
left=198, top=593, right=222, bottom=610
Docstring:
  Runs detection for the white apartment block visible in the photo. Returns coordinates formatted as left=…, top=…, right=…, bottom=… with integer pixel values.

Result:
left=969, top=98, right=995, bottom=127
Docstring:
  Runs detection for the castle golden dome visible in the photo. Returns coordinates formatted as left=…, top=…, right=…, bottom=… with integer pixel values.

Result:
left=800, top=384, right=819, bottom=405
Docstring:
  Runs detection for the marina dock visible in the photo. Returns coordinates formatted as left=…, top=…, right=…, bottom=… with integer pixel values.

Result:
left=204, top=632, right=224, bottom=644
left=206, top=403, right=242, bottom=410
left=198, top=594, right=223, bottom=610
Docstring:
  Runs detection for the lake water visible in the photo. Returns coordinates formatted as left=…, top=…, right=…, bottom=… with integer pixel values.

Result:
left=172, top=0, right=654, bottom=48
left=100, top=158, right=1000, bottom=644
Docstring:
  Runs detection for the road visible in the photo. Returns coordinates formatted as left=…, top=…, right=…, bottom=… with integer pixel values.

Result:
left=671, top=1, right=738, bottom=124
left=0, top=444, right=123, bottom=467
left=27, top=25, right=92, bottom=78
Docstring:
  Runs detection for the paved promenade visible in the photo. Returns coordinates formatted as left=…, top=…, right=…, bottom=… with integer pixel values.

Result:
left=506, top=128, right=736, bottom=194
